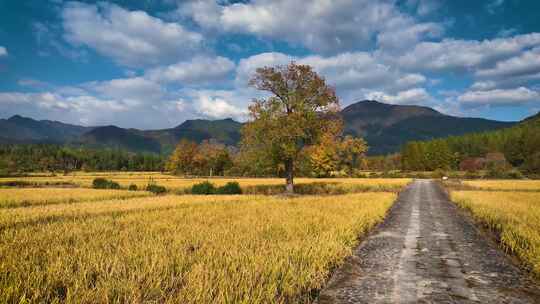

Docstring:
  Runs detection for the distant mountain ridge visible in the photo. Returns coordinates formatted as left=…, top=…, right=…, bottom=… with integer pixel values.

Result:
left=523, top=111, right=540, bottom=123
left=0, top=115, right=93, bottom=143
left=0, top=100, right=517, bottom=155
left=81, top=126, right=162, bottom=153
left=341, top=100, right=515, bottom=154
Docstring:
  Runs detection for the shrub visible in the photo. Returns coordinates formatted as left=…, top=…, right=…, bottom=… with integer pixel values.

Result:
left=146, top=184, right=167, bottom=195
left=191, top=181, right=216, bottom=195
left=92, top=178, right=108, bottom=189
left=128, top=184, right=138, bottom=191
left=92, top=178, right=120, bottom=189
left=505, top=169, right=524, bottom=179
left=216, top=182, right=242, bottom=194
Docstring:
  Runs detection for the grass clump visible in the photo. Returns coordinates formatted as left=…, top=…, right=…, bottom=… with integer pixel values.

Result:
left=191, top=181, right=216, bottom=194
left=146, top=184, right=167, bottom=195
left=215, top=182, right=242, bottom=194
left=144, top=177, right=167, bottom=195
left=0, top=192, right=395, bottom=303
left=191, top=181, right=243, bottom=195
left=92, top=178, right=120, bottom=189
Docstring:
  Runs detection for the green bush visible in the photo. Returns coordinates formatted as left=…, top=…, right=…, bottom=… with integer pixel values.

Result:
left=504, top=169, right=523, bottom=179
left=191, top=181, right=216, bottom=195
left=92, top=178, right=120, bottom=189
left=92, top=178, right=108, bottom=189
left=146, top=184, right=167, bottom=195
left=216, top=182, right=242, bottom=194
left=128, top=184, right=138, bottom=191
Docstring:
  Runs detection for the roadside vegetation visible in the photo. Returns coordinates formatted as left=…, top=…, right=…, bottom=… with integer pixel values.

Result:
left=460, top=180, right=540, bottom=191
left=0, top=192, right=395, bottom=303
left=451, top=190, right=540, bottom=278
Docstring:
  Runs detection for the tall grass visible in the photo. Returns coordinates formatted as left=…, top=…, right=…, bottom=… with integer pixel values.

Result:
left=0, top=193, right=395, bottom=303
left=451, top=191, right=540, bottom=277
left=461, top=180, right=540, bottom=191
left=0, top=188, right=151, bottom=208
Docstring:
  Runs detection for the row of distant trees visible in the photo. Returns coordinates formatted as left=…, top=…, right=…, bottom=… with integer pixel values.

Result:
left=0, top=135, right=369, bottom=179
left=0, top=145, right=164, bottom=175
left=400, top=117, right=540, bottom=175
left=166, top=135, right=368, bottom=179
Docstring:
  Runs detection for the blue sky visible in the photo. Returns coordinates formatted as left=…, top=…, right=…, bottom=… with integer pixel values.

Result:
left=1, top=0, right=540, bottom=129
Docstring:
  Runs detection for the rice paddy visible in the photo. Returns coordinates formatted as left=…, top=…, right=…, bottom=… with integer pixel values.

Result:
left=0, top=173, right=411, bottom=193
left=0, top=192, right=396, bottom=303
left=451, top=191, right=540, bottom=278
left=461, top=180, right=540, bottom=191
left=0, top=188, right=151, bottom=208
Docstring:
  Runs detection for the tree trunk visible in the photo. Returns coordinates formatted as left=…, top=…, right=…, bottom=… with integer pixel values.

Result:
left=285, top=158, right=294, bottom=194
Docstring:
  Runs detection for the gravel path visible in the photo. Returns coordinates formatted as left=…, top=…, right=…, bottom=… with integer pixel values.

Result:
left=318, top=179, right=540, bottom=303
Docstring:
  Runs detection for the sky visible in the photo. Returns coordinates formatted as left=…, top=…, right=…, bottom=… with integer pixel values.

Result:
left=1, top=0, right=540, bottom=129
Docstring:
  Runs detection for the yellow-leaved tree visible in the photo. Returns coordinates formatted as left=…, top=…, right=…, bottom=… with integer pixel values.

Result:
left=241, top=62, right=341, bottom=193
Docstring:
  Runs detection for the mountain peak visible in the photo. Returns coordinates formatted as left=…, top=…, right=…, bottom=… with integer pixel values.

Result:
left=341, top=100, right=513, bottom=155
left=523, top=111, right=540, bottom=123
left=8, top=114, right=33, bottom=122
left=175, top=118, right=241, bottom=129
left=343, top=100, right=441, bottom=115
left=342, top=99, right=442, bottom=130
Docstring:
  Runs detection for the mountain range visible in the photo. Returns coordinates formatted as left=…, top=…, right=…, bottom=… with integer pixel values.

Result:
left=0, top=100, right=517, bottom=155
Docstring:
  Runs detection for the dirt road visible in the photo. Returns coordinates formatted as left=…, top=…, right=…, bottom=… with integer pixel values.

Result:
left=318, top=180, right=540, bottom=303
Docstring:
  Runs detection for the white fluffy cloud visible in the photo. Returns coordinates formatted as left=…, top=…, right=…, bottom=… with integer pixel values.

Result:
left=300, top=52, right=426, bottom=93
left=86, top=77, right=164, bottom=103
left=392, top=33, right=540, bottom=73
left=186, top=89, right=249, bottom=120
left=235, top=52, right=293, bottom=86
left=486, top=0, right=505, bottom=14
left=406, top=0, right=442, bottom=16
left=458, top=87, right=540, bottom=107
left=470, top=81, right=497, bottom=91
left=0, top=88, right=198, bottom=129
left=236, top=51, right=428, bottom=104
left=0, top=91, right=128, bottom=116
left=376, top=22, right=442, bottom=52
left=146, top=56, right=235, bottom=85
left=365, top=88, right=433, bottom=105
left=62, top=2, right=204, bottom=67
left=0, top=46, right=7, bottom=56
left=476, top=47, right=540, bottom=79
left=182, top=0, right=442, bottom=53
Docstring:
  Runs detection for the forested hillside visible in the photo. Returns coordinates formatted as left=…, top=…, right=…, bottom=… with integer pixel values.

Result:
left=401, top=112, right=540, bottom=174
left=342, top=101, right=514, bottom=154
left=0, top=145, right=164, bottom=175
